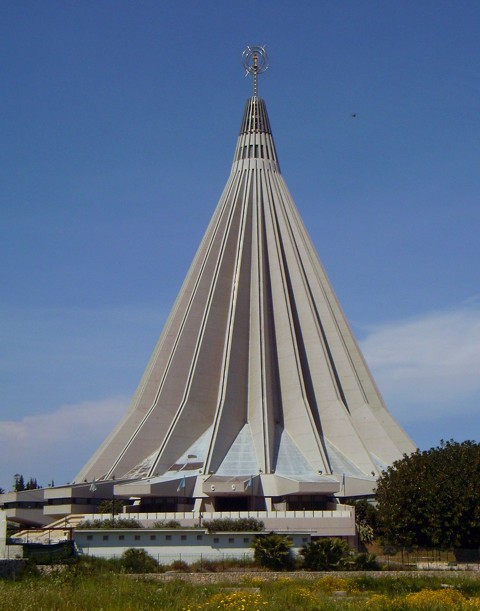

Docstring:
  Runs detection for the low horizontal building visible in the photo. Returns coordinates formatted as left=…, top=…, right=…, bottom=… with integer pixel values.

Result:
left=75, top=519, right=355, bottom=564
left=9, top=506, right=357, bottom=560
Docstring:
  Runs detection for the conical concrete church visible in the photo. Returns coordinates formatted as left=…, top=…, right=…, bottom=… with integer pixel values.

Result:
left=73, top=47, right=415, bottom=513
left=1, top=48, right=415, bottom=528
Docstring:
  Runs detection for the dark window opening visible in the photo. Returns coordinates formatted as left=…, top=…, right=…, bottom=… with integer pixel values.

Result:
left=214, top=496, right=250, bottom=512
left=272, top=495, right=328, bottom=511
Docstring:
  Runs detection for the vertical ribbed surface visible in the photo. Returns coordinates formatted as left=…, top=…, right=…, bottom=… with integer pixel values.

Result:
left=239, top=98, right=272, bottom=134
left=75, top=96, right=415, bottom=498
left=233, top=98, right=280, bottom=170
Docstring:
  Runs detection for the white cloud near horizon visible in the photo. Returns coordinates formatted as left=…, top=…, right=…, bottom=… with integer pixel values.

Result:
left=0, top=397, right=128, bottom=490
left=360, top=305, right=480, bottom=421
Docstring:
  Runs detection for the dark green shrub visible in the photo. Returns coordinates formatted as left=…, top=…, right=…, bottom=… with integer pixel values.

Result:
left=251, top=533, right=293, bottom=570
left=153, top=519, right=182, bottom=529
left=76, top=518, right=142, bottom=529
left=300, top=538, right=351, bottom=571
left=203, top=517, right=264, bottom=532
left=121, top=548, right=159, bottom=573
left=350, top=552, right=381, bottom=571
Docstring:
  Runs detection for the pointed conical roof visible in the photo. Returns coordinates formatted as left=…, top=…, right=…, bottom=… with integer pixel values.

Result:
left=75, top=91, right=415, bottom=499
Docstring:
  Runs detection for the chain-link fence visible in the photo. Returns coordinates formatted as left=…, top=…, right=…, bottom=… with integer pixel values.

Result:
left=377, top=547, right=480, bottom=571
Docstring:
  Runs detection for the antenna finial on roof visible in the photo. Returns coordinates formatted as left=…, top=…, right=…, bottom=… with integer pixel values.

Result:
left=242, top=45, right=269, bottom=97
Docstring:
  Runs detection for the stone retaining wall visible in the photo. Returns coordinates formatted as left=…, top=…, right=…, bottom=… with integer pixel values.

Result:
left=128, top=570, right=480, bottom=584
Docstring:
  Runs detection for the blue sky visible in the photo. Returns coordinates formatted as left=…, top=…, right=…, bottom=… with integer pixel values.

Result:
left=1, top=1, right=479, bottom=491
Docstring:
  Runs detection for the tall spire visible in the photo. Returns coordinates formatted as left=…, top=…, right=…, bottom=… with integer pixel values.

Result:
left=74, top=49, right=415, bottom=507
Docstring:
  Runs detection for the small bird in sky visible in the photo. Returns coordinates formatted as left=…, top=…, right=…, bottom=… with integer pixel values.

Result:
left=351, top=113, right=357, bottom=118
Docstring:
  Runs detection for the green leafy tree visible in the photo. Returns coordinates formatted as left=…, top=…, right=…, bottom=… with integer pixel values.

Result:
left=345, top=498, right=378, bottom=544
left=376, top=440, right=480, bottom=550
left=25, top=477, right=40, bottom=490
left=14, top=474, right=25, bottom=492
left=13, top=474, right=40, bottom=492
left=98, top=499, right=124, bottom=514
left=346, top=498, right=378, bottom=530
left=251, top=533, right=293, bottom=570
left=300, top=538, right=351, bottom=571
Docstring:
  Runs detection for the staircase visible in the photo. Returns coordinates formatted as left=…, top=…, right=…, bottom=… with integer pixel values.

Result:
left=14, top=514, right=86, bottom=544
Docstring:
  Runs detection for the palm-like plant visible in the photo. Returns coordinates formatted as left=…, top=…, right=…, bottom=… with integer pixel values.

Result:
left=251, top=533, right=293, bottom=570
left=300, top=538, right=351, bottom=571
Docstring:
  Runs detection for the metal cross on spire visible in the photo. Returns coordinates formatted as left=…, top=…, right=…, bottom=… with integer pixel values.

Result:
left=242, top=45, right=269, bottom=97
